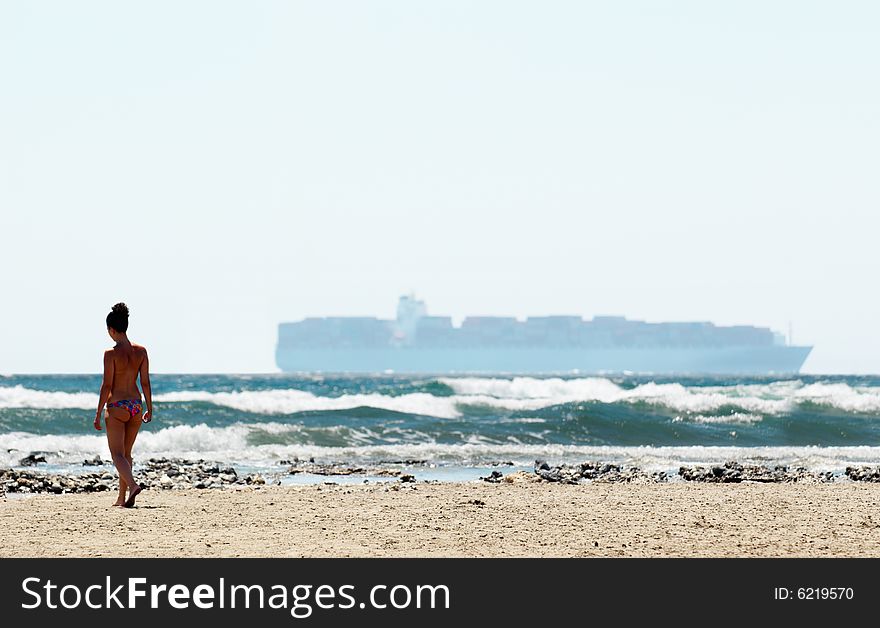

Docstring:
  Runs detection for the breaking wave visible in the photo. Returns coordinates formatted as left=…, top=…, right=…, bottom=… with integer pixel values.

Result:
left=4, top=423, right=880, bottom=476
left=3, top=374, right=880, bottom=476
left=3, top=378, right=880, bottom=416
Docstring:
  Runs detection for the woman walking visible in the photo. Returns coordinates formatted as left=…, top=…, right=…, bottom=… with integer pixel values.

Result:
left=93, top=303, right=153, bottom=507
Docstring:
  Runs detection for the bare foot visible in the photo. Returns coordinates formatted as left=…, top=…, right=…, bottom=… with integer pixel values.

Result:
left=112, top=500, right=125, bottom=507
left=124, top=484, right=143, bottom=508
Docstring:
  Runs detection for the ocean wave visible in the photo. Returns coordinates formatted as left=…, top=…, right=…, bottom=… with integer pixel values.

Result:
left=4, top=425, right=880, bottom=474
left=0, top=385, right=96, bottom=409
left=0, top=424, right=252, bottom=466
left=674, top=413, right=763, bottom=425
left=156, top=389, right=464, bottom=418
left=3, top=378, right=880, bottom=417
left=793, top=383, right=880, bottom=413
left=441, top=377, right=880, bottom=415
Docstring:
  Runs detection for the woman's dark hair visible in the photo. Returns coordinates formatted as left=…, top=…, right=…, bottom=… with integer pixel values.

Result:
left=106, top=302, right=130, bottom=333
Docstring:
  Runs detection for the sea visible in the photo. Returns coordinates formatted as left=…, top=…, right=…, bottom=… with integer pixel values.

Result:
left=2, top=373, right=880, bottom=483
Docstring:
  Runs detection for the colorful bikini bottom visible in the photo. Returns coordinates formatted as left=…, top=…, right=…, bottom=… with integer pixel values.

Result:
left=108, top=398, right=143, bottom=417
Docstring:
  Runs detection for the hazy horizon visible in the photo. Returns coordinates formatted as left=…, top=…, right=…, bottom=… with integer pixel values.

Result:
left=2, top=1, right=878, bottom=374
left=0, top=292, right=854, bottom=374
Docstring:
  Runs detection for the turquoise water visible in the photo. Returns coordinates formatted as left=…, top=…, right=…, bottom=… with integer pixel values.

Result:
left=2, top=373, right=880, bottom=478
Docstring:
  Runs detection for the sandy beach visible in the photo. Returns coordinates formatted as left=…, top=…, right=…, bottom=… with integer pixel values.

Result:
left=3, top=480, right=880, bottom=557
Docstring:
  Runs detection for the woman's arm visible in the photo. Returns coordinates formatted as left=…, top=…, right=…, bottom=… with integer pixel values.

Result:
left=140, top=348, right=153, bottom=422
left=94, top=351, right=114, bottom=431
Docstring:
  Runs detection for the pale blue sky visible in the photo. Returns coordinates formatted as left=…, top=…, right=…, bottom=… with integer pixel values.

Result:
left=1, top=1, right=878, bottom=373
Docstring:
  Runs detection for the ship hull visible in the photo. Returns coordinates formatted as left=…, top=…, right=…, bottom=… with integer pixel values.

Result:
left=275, top=346, right=812, bottom=375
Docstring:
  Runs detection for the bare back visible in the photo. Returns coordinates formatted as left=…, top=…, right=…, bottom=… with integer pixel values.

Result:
left=107, top=344, right=148, bottom=402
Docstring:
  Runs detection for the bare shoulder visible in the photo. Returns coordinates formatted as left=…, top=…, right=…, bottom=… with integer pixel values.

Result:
left=133, top=344, right=149, bottom=362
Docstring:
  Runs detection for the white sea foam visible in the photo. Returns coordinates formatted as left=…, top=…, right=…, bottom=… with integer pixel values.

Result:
left=674, top=413, right=763, bottom=425
left=441, top=377, right=880, bottom=415
left=154, top=389, right=569, bottom=416
left=2, top=378, right=880, bottom=417
left=793, top=383, right=880, bottom=413
left=3, top=424, right=880, bottom=476
left=0, top=385, right=96, bottom=409
left=156, top=389, right=464, bottom=418
left=0, top=424, right=252, bottom=467
left=441, top=376, right=624, bottom=400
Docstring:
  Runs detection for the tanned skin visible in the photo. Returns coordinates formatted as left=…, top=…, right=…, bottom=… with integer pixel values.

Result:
left=94, top=328, right=153, bottom=507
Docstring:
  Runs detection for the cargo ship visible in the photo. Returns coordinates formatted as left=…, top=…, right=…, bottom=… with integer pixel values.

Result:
left=276, top=295, right=812, bottom=374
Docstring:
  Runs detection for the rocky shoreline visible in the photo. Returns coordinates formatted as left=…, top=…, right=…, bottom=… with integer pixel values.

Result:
left=5, top=456, right=880, bottom=496
left=1, top=457, right=268, bottom=496
left=678, top=461, right=835, bottom=483
left=481, top=460, right=842, bottom=485
left=283, top=457, right=407, bottom=478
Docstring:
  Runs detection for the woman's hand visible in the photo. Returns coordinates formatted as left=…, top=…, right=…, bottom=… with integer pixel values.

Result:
left=94, top=413, right=102, bottom=431
left=143, top=409, right=153, bottom=423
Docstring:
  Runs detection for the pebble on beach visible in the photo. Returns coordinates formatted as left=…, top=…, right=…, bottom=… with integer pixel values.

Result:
left=286, top=459, right=403, bottom=477
left=679, top=461, right=834, bottom=483
left=532, top=460, right=668, bottom=484
left=19, top=454, right=47, bottom=467
left=845, top=466, right=880, bottom=482
left=3, top=455, right=874, bottom=495
left=1, top=457, right=266, bottom=495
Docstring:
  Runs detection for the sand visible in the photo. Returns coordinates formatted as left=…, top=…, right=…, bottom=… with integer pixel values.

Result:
left=2, top=481, right=880, bottom=557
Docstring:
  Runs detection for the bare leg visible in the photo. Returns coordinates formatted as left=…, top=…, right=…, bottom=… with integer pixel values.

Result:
left=106, top=411, right=131, bottom=506
left=105, top=412, right=139, bottom=505
left=114, top=479, right=126, bottom=507
left=122, top=416, right=143, bottom=507
left=113, top=455, right=132, bottom=506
